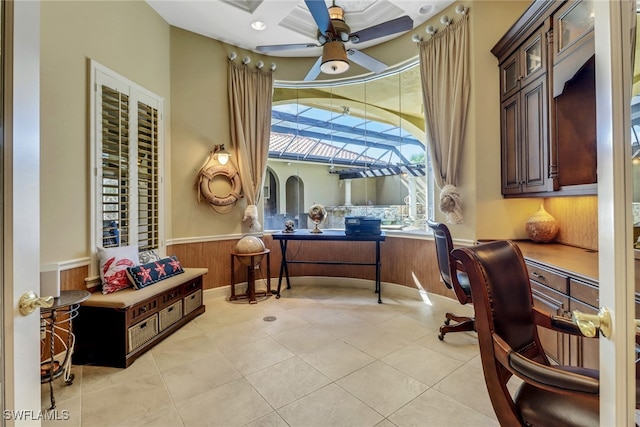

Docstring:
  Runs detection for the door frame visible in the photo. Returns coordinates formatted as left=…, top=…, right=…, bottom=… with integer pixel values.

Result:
left=3, top=0, right=42, bottom=424
left=594, top=0, right=636, bottom=425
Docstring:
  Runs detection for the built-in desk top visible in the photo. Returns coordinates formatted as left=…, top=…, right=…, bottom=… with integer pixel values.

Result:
left=514, top=240, right=598, bottom=283
left=272, top=229, right=386, bottom=242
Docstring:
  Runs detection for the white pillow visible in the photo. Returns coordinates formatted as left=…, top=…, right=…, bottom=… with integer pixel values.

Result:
left=98, top=245, right=139, bottom=294
left=138, top=249, right=162, bottom=264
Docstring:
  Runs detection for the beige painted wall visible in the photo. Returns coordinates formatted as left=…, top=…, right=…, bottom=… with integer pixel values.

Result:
left=466, top=0, right=543, bottom=241
left=169, top=27, right=283, bottom=238
left=40, top=1, right=171, bottom=264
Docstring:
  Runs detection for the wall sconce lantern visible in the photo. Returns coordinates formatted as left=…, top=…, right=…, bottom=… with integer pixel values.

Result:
left=214, top=144, right=230, bottom=165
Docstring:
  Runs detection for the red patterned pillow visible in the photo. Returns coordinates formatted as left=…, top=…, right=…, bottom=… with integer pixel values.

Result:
left=126, top=256, right=184, bottom=290
left=98, top=246, right=139, bottom=294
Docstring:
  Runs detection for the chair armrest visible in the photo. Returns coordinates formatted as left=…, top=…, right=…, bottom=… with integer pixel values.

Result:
left=533, top=307, right=596, bottom=337
left=508, top=351, right=599, bottom=395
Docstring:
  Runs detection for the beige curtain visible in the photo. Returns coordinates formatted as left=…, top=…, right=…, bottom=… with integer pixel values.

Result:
left=419, top=13, right=469, bottom=224
left=228, top=61, right=274, bottom=230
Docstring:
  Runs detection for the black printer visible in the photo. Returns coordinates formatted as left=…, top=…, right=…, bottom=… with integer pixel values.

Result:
left=344, top=216, right=382, bottom=235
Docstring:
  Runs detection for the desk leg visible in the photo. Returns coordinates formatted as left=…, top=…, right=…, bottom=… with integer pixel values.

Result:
left=266, top=251, right=272, bottom=295
left=230, top=254, right=237, bottom=301
left=376, top=241, right=382, bottom=304
left=248, top=256, right=257, bottom=304
left=277, top=240, right=291, bottom=298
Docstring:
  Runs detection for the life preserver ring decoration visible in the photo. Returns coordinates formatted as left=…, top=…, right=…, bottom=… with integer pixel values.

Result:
left=199, top=164, right=242, bottom=206
left=195, top=152, right=243, bottom=213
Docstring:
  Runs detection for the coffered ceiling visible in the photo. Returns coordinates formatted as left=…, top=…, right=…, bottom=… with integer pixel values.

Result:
left=146, top=0, right=454, bottom=58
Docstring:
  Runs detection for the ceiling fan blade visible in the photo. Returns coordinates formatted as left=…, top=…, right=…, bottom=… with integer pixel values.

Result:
left=256, top=43, right=319, bottom=53
left=347, top=49, right=387, bottom=74
left=304, top=0, right=335, bottom=36
left=304, top=56, right=323, bottom=81
left=350, top=15, right=414, bottom=44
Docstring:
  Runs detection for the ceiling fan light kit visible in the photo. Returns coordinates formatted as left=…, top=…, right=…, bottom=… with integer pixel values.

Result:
left=255, top=0, right=414, bottom=81
left=320, top=40, right=350, bottom=74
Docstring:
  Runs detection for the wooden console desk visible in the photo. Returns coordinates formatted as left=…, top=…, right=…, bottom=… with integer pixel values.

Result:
left=272, top=230, right=386, bottom=303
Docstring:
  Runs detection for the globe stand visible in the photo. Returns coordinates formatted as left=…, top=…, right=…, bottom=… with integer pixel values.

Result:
left=308, top=203, right=326, bottom=234
left=230, top=249, right=271, bottom=304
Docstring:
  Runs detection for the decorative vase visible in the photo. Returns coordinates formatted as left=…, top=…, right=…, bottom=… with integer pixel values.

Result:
left=526, top=205, right=559, bottom=243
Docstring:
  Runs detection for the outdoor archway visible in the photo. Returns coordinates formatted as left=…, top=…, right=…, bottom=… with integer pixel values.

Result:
left=285, top=175, right=304, bottom=228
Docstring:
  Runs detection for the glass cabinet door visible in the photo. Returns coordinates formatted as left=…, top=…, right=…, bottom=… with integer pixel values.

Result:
left=557, top=0, right=595, bottom=52
left=501, top=55, right=519, bottom=98
left=524, top=36, right=543, bottom=78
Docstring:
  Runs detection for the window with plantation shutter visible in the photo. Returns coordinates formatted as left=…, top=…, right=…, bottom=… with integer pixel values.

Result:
left=91, top=61, right=164, bottom=274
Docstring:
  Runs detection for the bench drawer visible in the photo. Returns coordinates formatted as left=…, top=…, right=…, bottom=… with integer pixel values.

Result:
left=128, top=297, right=159, bottom=323
left=159, top=301, right=182, bottom=331
left=128, top=314, right=158, bottom=352
left=184, top=290, right=202, bottom=316
left=182, top=277, right=202, bottom=294
left=159, top=287, right=182, bottom=309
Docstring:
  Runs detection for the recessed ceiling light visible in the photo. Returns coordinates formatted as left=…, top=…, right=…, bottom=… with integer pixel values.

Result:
left=418, top=4, right=434, bottom=15
left=251, top=20, right=266, bottom=31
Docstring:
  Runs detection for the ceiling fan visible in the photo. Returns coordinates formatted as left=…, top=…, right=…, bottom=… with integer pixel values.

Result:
left=256, top=0, right=414, bottom=81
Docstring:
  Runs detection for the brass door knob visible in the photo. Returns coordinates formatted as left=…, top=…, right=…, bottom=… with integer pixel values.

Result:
left=18, top=291, right=54, bottom=316
left=573, top=307, right=612, bottom=338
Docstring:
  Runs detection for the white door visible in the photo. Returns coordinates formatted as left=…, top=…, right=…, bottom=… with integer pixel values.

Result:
left=3, top=1, right=43, bottom=425
left=594, top=1, right=637, bottom=425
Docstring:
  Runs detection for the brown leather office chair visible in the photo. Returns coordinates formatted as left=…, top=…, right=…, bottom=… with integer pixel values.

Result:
left=452, top=240, right=599, bottom=427
left=427, top=220, right=474, bottom=340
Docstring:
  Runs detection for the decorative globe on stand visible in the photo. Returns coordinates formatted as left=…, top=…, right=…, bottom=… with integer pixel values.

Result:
left=308, top=204, right=327, bottom=233
left=234, top=236, right=266, bottom=266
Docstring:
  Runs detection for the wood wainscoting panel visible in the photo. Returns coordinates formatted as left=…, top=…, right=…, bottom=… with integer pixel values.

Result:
left=61, top=265, right=89, bottom=291
left=380, top=237, right=449, bottom=298
left=168, top=239, right=239, bottom=290
left=168, top=235, right=451, bottom=300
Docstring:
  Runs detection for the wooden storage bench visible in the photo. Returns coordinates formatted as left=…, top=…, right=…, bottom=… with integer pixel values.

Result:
left=73, top=268, right=207, bottom=368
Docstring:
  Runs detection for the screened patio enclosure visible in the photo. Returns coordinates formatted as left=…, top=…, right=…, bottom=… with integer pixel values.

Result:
left=265, top=64, right=432, bottom=231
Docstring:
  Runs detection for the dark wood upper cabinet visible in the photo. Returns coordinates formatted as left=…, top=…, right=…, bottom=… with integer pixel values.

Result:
left=492, top=0, right=596, bottom=198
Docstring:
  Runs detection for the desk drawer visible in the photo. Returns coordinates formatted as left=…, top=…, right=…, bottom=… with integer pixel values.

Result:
left=569, top=278, right=598, bottom=308
left=526, top=261, right=568, bottom=294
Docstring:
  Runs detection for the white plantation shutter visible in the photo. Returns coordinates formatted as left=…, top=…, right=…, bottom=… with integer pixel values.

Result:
left=100, top=86, right=131, bottom=247
left=136, top=101, right=159, bottom=251
left=91, top=61, right=164, bottom=274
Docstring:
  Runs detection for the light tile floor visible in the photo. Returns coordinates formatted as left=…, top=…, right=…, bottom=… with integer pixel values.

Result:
left=41, top=284, right=501, bottom=427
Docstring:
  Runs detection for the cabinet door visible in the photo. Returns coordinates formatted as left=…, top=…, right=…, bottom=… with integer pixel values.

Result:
left=520, top=28, right=546, bottom=87
left=530, top=280, right=569, bottom=364
left=500, top=52, right=520, bottom=100
left=554, top=0, right=595, bottom=63
left=500, top=94, right=521, bottom=195
left=520, top=75, right=553, bottom=193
